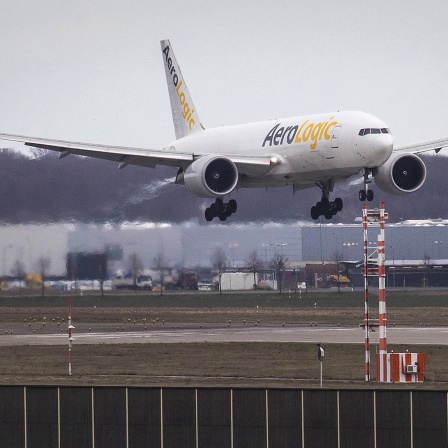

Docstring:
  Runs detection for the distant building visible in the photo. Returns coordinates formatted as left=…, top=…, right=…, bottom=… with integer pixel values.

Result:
left=67, top=252, right=107, bottom=280
left=0, top=218, right=447, bottom=277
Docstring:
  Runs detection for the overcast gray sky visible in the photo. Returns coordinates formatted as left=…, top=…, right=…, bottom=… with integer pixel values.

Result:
left=1, top=0, right=447, bottom=152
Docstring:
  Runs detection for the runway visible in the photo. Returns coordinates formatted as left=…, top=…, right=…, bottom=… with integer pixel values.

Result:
left=0, top=325, right=447, bottom=346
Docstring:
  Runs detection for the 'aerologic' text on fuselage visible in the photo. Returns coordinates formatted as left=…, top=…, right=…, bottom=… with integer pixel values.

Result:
left=262, top=117, right=338, bottom=150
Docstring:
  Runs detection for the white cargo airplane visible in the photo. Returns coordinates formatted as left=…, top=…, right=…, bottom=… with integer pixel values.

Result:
left=1, top=40, right=448, bottom=221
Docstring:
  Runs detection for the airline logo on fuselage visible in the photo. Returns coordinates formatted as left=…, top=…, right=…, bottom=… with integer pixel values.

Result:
left=262, top=117, right=338, bottom=149
left=162, top=45, right=196, bottom=131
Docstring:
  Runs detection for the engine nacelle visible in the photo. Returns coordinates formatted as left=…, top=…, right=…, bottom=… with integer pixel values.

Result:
left=373, top=152, right=426, bottom=195
left=183, top=155, right=238, bottom=198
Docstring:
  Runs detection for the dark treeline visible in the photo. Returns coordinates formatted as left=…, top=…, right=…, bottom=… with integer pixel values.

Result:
left=0, top=149, right=447, bottom=224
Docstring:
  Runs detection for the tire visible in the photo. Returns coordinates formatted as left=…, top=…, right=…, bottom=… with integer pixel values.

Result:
left=205, top=208, right=214, bottom=221
left=311, top=206, right=320, bottom=220
left=214, top=201, right=223, bottom=214
left=228, top=199, right=237, bottom=214
left=367, top=190, right=374, bottom=201
left=359, top=190, right=367, bottom=201
left=218, top=213, right=227, bottom=221
left=334, top=197, right=343, bottom=212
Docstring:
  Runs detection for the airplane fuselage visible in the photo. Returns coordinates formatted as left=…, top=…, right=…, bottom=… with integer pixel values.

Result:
left=169, top=110, right=393, bottom=189
left=2, top=38, right=441, bottom=223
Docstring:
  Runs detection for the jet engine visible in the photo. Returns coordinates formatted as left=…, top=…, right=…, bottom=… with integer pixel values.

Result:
left=183, top=155, right=239, bottom=198
left=373, top=152, right=426, bottom=195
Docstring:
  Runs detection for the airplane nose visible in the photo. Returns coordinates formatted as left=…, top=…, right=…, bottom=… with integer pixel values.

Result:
left=374, top=134, right=393, bottom=162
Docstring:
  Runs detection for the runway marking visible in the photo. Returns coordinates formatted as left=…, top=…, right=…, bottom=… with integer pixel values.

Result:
left=1, top=326, right=448, bottom=346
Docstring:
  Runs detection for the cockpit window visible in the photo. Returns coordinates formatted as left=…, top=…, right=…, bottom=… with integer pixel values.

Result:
left=359, top=128, right=391, bottom=136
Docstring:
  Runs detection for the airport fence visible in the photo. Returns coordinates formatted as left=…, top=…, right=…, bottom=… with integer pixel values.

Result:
left=0, top=386, right=446, bottom=448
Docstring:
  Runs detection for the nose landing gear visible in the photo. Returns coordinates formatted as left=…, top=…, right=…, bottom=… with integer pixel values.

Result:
left=205, top=198, right=237, bottom=222
left=359, top=168, right=374, bottom=202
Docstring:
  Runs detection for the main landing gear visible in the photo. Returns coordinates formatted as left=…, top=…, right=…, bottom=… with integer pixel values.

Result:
left=310, top=179, right=343, bottom=220
left=359, top=168, right=374, bottom=202
left=205, top=198, right=237, bottom=222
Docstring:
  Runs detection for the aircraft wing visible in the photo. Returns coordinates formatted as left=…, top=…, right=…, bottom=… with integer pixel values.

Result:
left=394, top=137, right=448, bottom=155
left=0, top=133, right=273, bottom=175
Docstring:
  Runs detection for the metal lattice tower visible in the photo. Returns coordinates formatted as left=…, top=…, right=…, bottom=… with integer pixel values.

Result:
left=362, top=202, right=388, bottom=382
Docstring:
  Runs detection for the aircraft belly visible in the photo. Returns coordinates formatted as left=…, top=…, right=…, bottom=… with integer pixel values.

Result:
left=239, top=166, right=356, bottom=188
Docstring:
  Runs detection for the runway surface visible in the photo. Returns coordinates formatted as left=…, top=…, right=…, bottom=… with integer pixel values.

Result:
left=0, top=325, right=446, bottom=346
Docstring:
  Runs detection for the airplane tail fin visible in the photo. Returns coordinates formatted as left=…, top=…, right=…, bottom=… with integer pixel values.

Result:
left=161, top=40, right=204, bottom=139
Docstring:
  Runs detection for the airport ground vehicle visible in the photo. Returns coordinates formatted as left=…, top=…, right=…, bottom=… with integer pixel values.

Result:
left=112, top=271, right=153, bottom=290
left=176, top=270, right=198, bottom=290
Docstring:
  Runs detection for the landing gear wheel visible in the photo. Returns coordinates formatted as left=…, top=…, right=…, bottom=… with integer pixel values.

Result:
left=311, top=206, right=319, bottom=220
left=334, top=197, right=343, bottom=212
left=310, top=181, right=344, bottom=220
left=311, top=198, right=343, bottom=220
left=359, top=168, right=375, bottom=202
left=204, top=198, right=238, bottom=221
left=228, top=199, right=237, bottom=214
left=214, top=200, right=223, bottom=215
